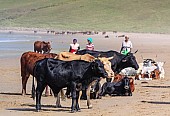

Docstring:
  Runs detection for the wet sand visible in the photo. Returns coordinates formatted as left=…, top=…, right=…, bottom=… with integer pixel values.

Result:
left=0, top=31, right=170, bottom=116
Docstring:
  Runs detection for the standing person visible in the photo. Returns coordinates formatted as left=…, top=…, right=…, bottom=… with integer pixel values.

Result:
left=69, top=39, right=80, bottom=54
left=120, top=35, right=133, bottom=55
left=86, top=38, right=94, bottom=50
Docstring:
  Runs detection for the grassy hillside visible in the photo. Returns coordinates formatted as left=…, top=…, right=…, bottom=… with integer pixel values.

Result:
left=0, top=0, right=170, bottom=33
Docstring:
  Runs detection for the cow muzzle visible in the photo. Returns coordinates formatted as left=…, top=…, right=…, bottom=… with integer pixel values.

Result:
left=124, top=85, right=129, bottom=89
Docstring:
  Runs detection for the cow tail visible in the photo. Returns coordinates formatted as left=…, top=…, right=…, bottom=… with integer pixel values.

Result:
left=31, top=64, right=36, bottom=100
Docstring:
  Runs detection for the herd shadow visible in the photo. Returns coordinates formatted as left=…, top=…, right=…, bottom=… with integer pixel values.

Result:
left=142, top=85, right=170, bottom=88
left=0, top=92, right=31, bottom=96
left=6, top=103, right=86, bottom=112
left=141, top=100, right=170, bottom=105
left=7, top=108, right=71, bottom=112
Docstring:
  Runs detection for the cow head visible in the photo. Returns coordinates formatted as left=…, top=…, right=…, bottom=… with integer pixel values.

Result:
left=42, top=41, right=52, bottom=53
left=98, top=57, right=115, bottom=78
left=91, top=59, right=108, bottom=78
left=121, top=53, right=139, bottom=70
left=122, top=77, right=132, bottom=96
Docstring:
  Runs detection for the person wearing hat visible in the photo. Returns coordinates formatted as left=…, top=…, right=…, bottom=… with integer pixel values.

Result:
left=69, top=39, right=80, bottom=54
left=86, top=38, right=94, bottom=50
left=120, top=35, right=133, bottom=55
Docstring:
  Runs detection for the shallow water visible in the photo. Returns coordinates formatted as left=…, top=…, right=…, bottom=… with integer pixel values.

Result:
left=0, top=32, right=74, bottom=58
left=0, top=32, right=118, bottom=58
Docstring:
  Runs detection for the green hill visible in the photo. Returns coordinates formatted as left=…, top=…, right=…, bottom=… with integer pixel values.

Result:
left=0, top=0, right=170, bottom=33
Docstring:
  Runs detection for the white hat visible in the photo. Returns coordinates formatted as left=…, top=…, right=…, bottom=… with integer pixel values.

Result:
left=125, top=35, right=129, bottom=38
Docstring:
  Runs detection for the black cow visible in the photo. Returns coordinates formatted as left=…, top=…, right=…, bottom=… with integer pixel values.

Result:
left=76, top=49, right=138, bottom=99
left=76, top=49, right=139, bottom=74
left=99, top=76, right=132, bottom=96
left=32, top=58, right=108, bottom=112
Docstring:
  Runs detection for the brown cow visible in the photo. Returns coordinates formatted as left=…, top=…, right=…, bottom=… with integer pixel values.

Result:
left=55, top=52, right=95, bottom=62
left=20, top=51, right=58, bottom=95
left=34, top=41, right=52, bottom=54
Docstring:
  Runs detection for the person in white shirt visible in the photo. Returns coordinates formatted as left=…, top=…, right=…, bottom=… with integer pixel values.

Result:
left=120, top=35, right=133, bottom=55
left=69, top=39, right=80, bottom=54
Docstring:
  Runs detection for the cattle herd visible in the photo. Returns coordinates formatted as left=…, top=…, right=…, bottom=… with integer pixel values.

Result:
left=20, top=40, right=165, bottom=113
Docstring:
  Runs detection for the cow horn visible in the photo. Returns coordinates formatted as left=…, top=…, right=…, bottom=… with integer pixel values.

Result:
left=107, top=56, right=114, bottom=60
left=98, top=54, right=101, bottom=57
left=133, top=50, right=138, bottom=54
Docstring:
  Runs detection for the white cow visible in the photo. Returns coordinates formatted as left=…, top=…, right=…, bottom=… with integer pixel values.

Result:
left=120, top=67, right=137, bottom=76
left=156, top=62, right=165, bottom=79
left=136, top=60, right=165, bottom=80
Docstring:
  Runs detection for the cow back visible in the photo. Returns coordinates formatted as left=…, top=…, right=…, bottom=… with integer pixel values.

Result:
left=20, top=52, right=57, bottom=77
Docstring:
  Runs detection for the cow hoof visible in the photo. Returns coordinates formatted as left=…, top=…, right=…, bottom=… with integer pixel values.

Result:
left=36, top=108, right=41, bottom=112
left=97, top=95, right=102, bottom=99
left=36, top=105, right=41, bottom=111
left=76, top=108, right=81, bottom=112
left=70, top=110, right=76, bottom=113
left=88, top=105, right=93, bottom=109
left=56, top=104, right=62, bottom=108
left=36, top=109, right=41, bottom=112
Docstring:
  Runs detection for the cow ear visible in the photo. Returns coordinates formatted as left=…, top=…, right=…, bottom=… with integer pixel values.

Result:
left=108, top=56, right=114, bottom=60
left=130, top=78, right=133, bottom=83
left=98, top=54, right=101, bottom=57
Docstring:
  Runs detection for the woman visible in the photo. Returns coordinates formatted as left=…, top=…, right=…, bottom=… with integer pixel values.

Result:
left=69, top=39, right=80, bottom=54
left=86, top=38, right=94, bottom=50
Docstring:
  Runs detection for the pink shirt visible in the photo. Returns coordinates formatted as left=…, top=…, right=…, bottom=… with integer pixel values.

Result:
left=86, top=43, right=94, bottom=50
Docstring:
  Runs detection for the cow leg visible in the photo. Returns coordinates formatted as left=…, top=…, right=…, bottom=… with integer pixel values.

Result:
left=60, top=89, right=66, bottom=101
left=70, top=82, right=77, bottom=113
left=96, top=82, right=102, bottom=99
left=22, top=74, right=30, bottom=95
left=99, top=82, right=107, bottom=97
left=36, top=82, right=47, bottom=112
left=86, top=84, right=92, bottom=109
left=76, top=91, right=81, bottom=112
left=55, top=89, right=65, bottom=108
left=56, top=90, right=62, bottom=108
left=65, top=86, right=71, bottom=98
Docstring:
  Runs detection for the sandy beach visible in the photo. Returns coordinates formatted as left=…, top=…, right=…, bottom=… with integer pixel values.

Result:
left=0, top=31, right=170, bottom=116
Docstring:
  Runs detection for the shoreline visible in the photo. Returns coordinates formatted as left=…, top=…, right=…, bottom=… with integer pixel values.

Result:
left=0, top=27, right=170, bottom=35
